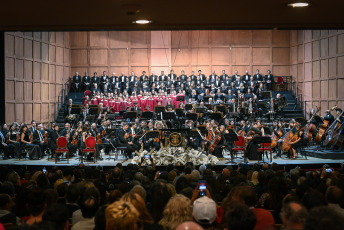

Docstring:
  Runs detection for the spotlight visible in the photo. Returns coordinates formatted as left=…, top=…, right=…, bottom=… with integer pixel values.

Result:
left=133, top=20, right=151, bottom=24
left=288, top=2, right=309, bottom=7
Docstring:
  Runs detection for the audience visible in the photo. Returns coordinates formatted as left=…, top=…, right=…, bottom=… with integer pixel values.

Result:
left=0, top=163, right=342, bottom=230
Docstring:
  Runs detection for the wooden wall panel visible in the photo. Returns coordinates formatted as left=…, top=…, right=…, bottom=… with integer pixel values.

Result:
left=71, top=32, right=88, bottom=47
left=171, top=48, right=190, bottom=66
left=131, top=31, right=149, bottom=48
left=232, top=31, right=252, bottom=46
left=211, top=48, right=230, bottom=65
left=252, top=30, right=271, bottom=46
left=191, top=31, right=209, bottom=47
left=90, top=49, right=108, bottom=65
left=273, top=30, right=290, bottom=46
left=172, top=31, right=189, bottom=48
left=131, top=49, right=149, bottom=66
left=253, top=48, right=271, bottom=64
left=90, top=31, right=108, bottom=47
left=5, top=32, right=71, bottom=124
left=151, top=31, right=171, bottom=48
left=291, top=30, right=344, bottom=116
left=109, top=49, right=129, bottom=66
left=232, top=48, right=250, bottom=65
left=109, top=31, right=129, bottom=48
left=211, top=30, right=231, bottom=46
left=6, top=34, right=15, bottom=56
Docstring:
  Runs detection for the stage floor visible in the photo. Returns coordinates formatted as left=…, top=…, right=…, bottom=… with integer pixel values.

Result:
left=1, top=151, right=343, bottom=170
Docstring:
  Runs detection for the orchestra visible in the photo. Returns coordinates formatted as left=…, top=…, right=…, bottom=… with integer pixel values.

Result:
left=1, top=69, right=344, bottom=164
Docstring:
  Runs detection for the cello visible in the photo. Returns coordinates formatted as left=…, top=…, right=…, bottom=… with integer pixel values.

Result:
left=281, top=124, right=305, bottom=152
left=208, top=131, right=223, bottom=154
left=270, top=122, right=286, bottom=148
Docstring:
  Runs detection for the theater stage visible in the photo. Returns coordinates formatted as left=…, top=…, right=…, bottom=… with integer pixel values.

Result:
left=0, top=150, right=343, bottom=171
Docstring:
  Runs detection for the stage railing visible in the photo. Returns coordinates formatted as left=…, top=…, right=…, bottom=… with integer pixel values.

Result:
left=291, top=80, right=305, bottom=118
left=54, top=78, right=71, bottom=121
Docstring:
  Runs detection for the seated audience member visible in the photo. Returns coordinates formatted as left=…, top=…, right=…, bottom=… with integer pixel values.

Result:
left=0, top=193, right=19, bottom=225
left=280, top=202, right=308, bottom=230
left=160, top=194, right=193, bottom=230
left=192, top=196, right=217, bottom=229
left=223, top=201, right=257, bottom=230
left=106, top=200, right=139, bottom=230
left=72, top=187, right=100, bottom=229
left=42, top=204, right=69, bottom=230
left=64, top=185, right=81, bottom=219
left=20, top=189, right=47, bottom=226
left=304, top=206, right=344, bottom=230
left=325, top=186, right=344, bottom=217
left=176, top=222, right=204, bottom=230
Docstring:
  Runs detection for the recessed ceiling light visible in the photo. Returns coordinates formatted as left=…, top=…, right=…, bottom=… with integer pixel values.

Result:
left=133, top=20, right=151, bottom=24
left=288, top=2, right=309, bottom=7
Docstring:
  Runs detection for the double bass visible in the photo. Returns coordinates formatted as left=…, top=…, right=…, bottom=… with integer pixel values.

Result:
left=323, top=110, right=344, bottom=147
left=303, top=107, right=320, bottom=142
left=315, top=105, right=337, bottom=143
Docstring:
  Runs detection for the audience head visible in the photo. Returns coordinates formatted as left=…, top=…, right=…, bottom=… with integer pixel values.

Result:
left=106, top=200, right=139, bottom=230
left=304, top=206, right=344, bottom=230
left=192, top=196, right=217, bottom=227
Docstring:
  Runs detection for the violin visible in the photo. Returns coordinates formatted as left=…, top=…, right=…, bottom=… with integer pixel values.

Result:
left=96, top=133, right=102, bottom=144
left=44, top=132, right=49, bottom=143
left=29, top=133, right=33, bottom=143
left=72, top=136, right=78, bottom=145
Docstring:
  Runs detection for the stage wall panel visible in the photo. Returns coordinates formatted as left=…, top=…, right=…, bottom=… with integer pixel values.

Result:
left=4, top=32, right=71, bottom=124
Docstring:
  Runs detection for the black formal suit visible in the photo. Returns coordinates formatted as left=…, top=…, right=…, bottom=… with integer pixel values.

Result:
left=224, top=80, right=231, bottom=87
left=189, top=75, right=197, bottom=81
left=73, top=75, right=82, bottom=92
left=33, top=129, right=47, bottom=157
left=199, top=74, right=206, bottom=81
left=159, top=74, right=167, bottom=82
left=149, top=75, right=158, bottom=84
left=91, top=76, right=100, bottom=87
left=254, top=74, right=263, bottom=82
left=48, top=129, right=59, bottom=157
left=220, top=74, right=228, bottom=82
left=118, top=128, right=139, bottom=159
left=131, top=106, right=141, bottom=112
left=140, top=75, right=148, bottom=82
left=83, top=75, right=91, bottom=91
left=231, top=74, right=240, bottom=82
left=242, top=74, right=251, bottom=84
left=209, top=74, right=217, bottom=82
left=128, top=75, right=136, bottom=83
left=168, top=73, right=177, bottom=81
left=119, top=75, right=127, bottom=83
left=264, top=74, right=274, bottom=90
left=214, top=80, right=222, bottom=88
left=0, top=131, right=9, bottom=159
left=179, top=74, right=187, bottom=82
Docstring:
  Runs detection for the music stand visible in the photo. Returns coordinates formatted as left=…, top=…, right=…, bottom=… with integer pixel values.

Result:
left=89, top=107, right=100, bottom=115
left=155, top=106, right=166, bottom=114
left=89, top=105, right=98, bottom=109
left=86, top=115, right=95, bottom=122
left=205, top=104, right=213, bottom=110
left=252, top=136, right=271, bottom=163
left=185, top=104, right=193, bottom=111
left=261, top=91, right=272, bottom=100
left=119, top=110, right=126, bottom=117
left=187, top=130, right=203, bottom=139
left=145, top=131, right=160, bottom=139
left=186, top=113, right=198, bottom=121
left=209, top=112, right=223, bottom=121
left=71, top=107, right=82, bottom=115
left=175, top=108, right=185, bottom=117
left=142, top=111, right=154, bottom=120
left=196, top=108, right=206, bottom=114
left=216, top=105, right=226, bottom=114
left=176, top=95, right=185, bottom=101
left=163, top=112, right=176, bottom=121
left=106, top=114, right=115, bottom=120
left=125, top=111, right=138, bottom=121
left=204, top=96, right=212, bottom=103
left=224, top=129, right=240, bottom=163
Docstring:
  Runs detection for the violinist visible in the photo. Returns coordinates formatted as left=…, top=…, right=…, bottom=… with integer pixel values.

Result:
left=33, top=124, right=49, bottom=158
left=244, top=125, right=262, bottom=162
left=118, top=123, right=140, bottom=159
left=143, top=121, right=160, bottom=151
left=0, top=124, right=10, bottom=159
left=5, top=124, right=20, bottom=159
left=68, top=131, right=79, bottom=157
left=20, top=124, right=40, bottom=160
left=97, top=120, right=111, bottom=160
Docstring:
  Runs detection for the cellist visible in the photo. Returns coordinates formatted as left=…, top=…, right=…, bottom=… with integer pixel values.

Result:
left=209, top=125, right=228, bottom=158
left=288, top=122, right=306, bottom=159
left=244, top=125, right=262, bottom=162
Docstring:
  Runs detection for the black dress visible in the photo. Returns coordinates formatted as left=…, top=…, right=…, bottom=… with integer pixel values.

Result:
left=21, top=132, right=40, bottom=160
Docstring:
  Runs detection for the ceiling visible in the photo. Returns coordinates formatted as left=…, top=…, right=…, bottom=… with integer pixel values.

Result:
left=1, top=0, right=344, bottom=31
